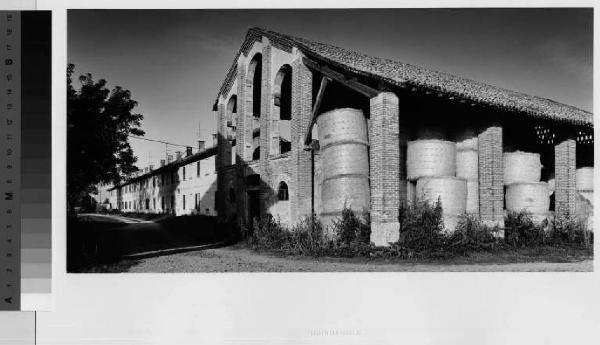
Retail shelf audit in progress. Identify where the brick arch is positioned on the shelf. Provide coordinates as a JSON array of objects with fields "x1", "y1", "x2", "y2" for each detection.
[
  {"x1": 247, "y1": 53, "x2": 262, "y2": 118},
  {"x1": 269, "y1": 173, "x2": 293, "y2": 224},
  {"x1": 271, "y1": 64, "x2": 293, "y2": 155}
]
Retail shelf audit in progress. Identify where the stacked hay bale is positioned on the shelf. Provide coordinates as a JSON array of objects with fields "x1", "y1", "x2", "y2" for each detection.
[
  {"x1": 504, "y1": 151, "x2": 549, "y2": 222},
  {"x1": 407, "y1": 139, "x2": 466, "y2": 232},
  {"x1": 415, "y1": 177, "x2": 467, "y2": 231},
  {"x1": 456, "y1": 136, "x2": 479, "y2": 214},
  {"x1": 317, "y1": 108, "x2": 370, "y2": 236},
  {"x1": 576, "y1": 167, "x2": 593, "y2": 231}
]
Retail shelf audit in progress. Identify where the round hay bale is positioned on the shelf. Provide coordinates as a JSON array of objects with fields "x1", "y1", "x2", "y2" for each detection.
[
  {"x1": 466, "y1": 179, "x2": 479, "y2": 214},
  {"x1": 504, "y1": 151, "x2": 542, "y2": 184},
  {"x1": 317, "y1": 108, "x2": 370, "y2": 223},
  {"x1": 579, "y1": 190, "x2": 593, "y2": 205},
  {"x1": 505, "y1": 182, "x2": 550, "y2": 214},
  {"x1": 416, "y1": 176, "x2": 467, "y2": 232},
  {"x1": 456, "y1": 148, "x2": 478, "y2": 180},
  {"x1": 576, "y1": 192, "x2": 594, "y2": 232},
  {"x1": 316, "y1": 108, "x2": 368, "y2": 149},
  {"x1": 321, "y1": 176, "x2": 370, "y2": 215},
  {"x1": 456, "y1": 137, "x2": 478, "y2": 151},
  {"x1": 576, "y1": 167, "x2": 593, "y2": 191},
  {"x1": 547, "y1": 178, "x2": 555, "y2": 195},
  {"x1": 407, "y1": 140, "x2": 456, "y2": 181},
  {"x1": 407, "y1": 181, "x2": 416, "y2": 205},
  {"x1": 320, "y1": 142, "x2": 369, "y2": 178}
]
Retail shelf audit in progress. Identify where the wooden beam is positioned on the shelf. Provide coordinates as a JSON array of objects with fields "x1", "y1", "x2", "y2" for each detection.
[
  {"x1": 304, "y1": 76, "x2": 330, "y2": 146},
  {"x1": 302, "y1": 57, "x2": 378, "y2": 98}
]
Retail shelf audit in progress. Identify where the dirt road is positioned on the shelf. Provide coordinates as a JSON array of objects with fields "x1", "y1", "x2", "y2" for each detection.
[{"x1": 115, "y1": 245, "x2": 593, "y2": 273}]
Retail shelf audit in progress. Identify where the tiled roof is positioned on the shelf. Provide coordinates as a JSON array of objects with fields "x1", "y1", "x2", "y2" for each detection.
[
  {"x1": 109, "y1": 146, "x2": 217, "y2": 190},
  {"x1": 216, "y1": 27, "x2": 592, "y2": 128}
]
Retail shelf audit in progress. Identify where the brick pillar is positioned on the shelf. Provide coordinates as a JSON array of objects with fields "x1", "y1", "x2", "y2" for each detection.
[
  {"x1": 259, "y1": 44, "x2": 272, "y2": 218},
  {"x1": 478, "y1": 125, "x2": 504, "y2": 233},
  {"x1": 555, "y1": 138, "x2": 576, "y2": 217},
  {"x1": 236, "y1": 62, "x2": 249, "y2": 162},
  {"x1": 290, "y1": 57, "x2": 313, "y2": 222},
  {"x1": 215, "y1": 103, "x2": 226, "y2": 217},
  {"x1": 369, "y1": 92, "x2": 402, "y2": 246}
]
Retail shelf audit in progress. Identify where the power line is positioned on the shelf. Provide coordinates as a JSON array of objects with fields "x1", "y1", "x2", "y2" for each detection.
[{"x1": 129, "y1": 135, "x2": 194, "y2": 149}]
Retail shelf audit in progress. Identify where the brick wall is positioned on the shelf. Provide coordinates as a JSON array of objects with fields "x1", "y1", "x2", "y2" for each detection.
[
  {"x1": 236, "y1": 61, "x2": 248, "y2": 162},
  {"x1": 478, "y1": 125, "x2": 504, "y2": 231},
  {"x1": 259, "y1": 44, "x2": 273, "y2": 218},
  {"x1": 290, "y1": 57, "x2": 313, "y2": 222},
  {"x1": 369, "y1": 92, "x2": 402, "y2": 246},
  {"x1": 555, "y1": 138, "x2": 577, "y2": 217}
]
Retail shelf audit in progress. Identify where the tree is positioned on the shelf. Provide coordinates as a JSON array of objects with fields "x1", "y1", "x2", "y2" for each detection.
[{"x1": 67, "y1": 63, "x2": 145, "y2": 209}]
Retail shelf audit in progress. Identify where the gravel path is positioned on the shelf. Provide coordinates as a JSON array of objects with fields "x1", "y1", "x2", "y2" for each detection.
[{"x1": 121, "y1": 245, "x2": 593, "y2": 272}]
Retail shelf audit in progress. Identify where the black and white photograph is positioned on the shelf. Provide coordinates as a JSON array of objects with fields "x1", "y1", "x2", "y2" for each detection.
[
  {"x1": 66, "y1": 8, "x2": 593, "y2": 273},
  {"x1": 0, "y1": 2, "x2": 598, "y2": 345}
]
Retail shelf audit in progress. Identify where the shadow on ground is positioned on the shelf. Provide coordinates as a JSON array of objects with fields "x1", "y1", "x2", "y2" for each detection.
[{"x1": 67, "y1": 213, "x2": 238, "y2": 272}]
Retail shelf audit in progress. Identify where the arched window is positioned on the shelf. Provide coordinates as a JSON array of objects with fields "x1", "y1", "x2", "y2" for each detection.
[
  {"x1": 226, "y1": 95, "x2": 237, "y2": 142},
  {"x1": 273, "y1": 65, "x2": 292, "y2": 154},
  {"x1": 274, "y1": 65, "x2": 292, "y2": 120},
  {"x1": 248, "y1": 54, "x2": 262, "y2": 118},
  {"x1": 252, "y1": 147, "x2": 261, "y2": 161},
  {"x1": 277, "y1": 181, "x2": 289, "y2": 201}
]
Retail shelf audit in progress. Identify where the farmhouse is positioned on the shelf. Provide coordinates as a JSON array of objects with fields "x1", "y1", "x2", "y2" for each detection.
[
  {"x1": 213, "y1": 28, "x2": 594, "y2": 246},
  {"x1": 109, "y1": 144, "x2": 218, "y2": 217}
]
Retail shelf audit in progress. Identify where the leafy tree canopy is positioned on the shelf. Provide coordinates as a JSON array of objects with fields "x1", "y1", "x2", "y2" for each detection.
[{"x1": 67, "y1": 63, "x2": 144, "y2": 207}]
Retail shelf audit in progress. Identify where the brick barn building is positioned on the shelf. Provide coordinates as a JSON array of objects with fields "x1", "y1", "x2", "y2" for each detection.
[{"x1": 214, "y1": 28, "x2": 593, "y2": 246}]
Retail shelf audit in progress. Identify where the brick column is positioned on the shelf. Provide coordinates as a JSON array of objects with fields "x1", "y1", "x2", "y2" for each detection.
[
  {"x1": 369, "y1": 92, "x2": 402, "y2": 246},
  {"x1": 555, "y1": 137, "x2": 576, "y2": 217},
  {"x1": 215, "y1": 103, "x2": 225, "y2": 217},
  {"x1": 259, "y1": 44, "x2": 272, "y2": 218},
  {"x1": 236, "y1": 62, "x2": 249, "y2": 162},
  {"x1": 478, "y1": 125, "x2": 504, "y2": 233},
  {"x1": 291, "y1": 57, "x2": 313, "y2": 222},
  {"x1": 216, "y1": 103, "x2": 226, "y2": 171}
]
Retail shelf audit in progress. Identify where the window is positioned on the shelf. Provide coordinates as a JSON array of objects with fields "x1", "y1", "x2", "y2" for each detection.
[
  {"x1": 145, "y1": 199, "x2": 149, "y2": 210},
  {"x1": 197, "y1": 162, "x2": 200, "y2": 177},
  {"x1": 183, "y1": 167, "x2": 186, "y2": 180},
  {"x1": 229, "y1": 188, "x2": 236, "y2": 203},
  {"x1": 252, "y1": 147, "x2": 260, "y2": 160},
  {"x1": 153, "y1": 177, "x2": 156, "y2": 188},
  {"x1": 183, "y1": 195, "x2": 186, "y2": 210},
  {"x1": 153, "y1": 198, "x2": 156, "y2": 210},
  {"x1": 277, "y1": 182, "x2": 289, "y2": 201},
  {"x1": 161, "y1": 197, "x2": 164, "y2": 210}
]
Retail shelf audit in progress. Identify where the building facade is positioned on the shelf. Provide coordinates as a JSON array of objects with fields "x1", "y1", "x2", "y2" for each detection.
[
  {"x1": 109, "y1": 146, "x2": 218, "y2": 217},
  {"x1": 214, "y1": 28, "x2": 594, "y2": 245}
]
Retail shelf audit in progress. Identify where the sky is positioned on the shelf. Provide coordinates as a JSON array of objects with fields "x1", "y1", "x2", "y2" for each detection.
[{"x1": 67, "y1": 8, "x2": 593, "y2": 170}]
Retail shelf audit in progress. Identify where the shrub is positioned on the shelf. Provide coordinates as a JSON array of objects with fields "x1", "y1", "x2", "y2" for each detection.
[
  {"x1": 504, "y1": 211, "x2": 546, "y2": 247},
  {"x1": 446, "y1": 214, "x2": 497, "y2": 255},
  {"x1": 332, "y1": 206, "x2": 371, "y2": 246},
  {"x1": 397, "y1": 198, "x2": 445, "y2": 253},
  {"x1": 251, "y1": 214, "x2": 290, "y2": 250},
  {"x1": 547, "y1": 213, "x2": 593, "y2": 248},
  {"x1": 288, "y1": 215, "x2": 326, "y2": 255}
]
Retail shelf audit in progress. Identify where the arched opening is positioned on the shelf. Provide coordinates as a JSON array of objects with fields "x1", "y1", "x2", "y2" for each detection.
[
  {"x1": 226, "y1": 95, "x2": 237, "y2": 164},
  {"x1": 273, "y1": 65, "x2": 292, "y2": 155},
  {"x1": 277, "y1": 181, "x2": 289, "y2": 201},
  {"x1": 248, "y1": 54, "x2": 262, "y2": 118},
  {"x1": 248, "y1": 53, "x2": 262, "y2": 160},
  {"x1": 252, "y1": 146, "x2": 261, "y2": 160},
  {"x1": 226, "y1": 95, "x2": 237, "y2": 140}
]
